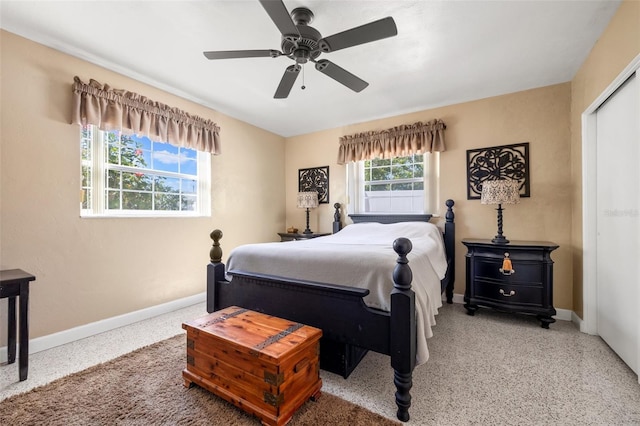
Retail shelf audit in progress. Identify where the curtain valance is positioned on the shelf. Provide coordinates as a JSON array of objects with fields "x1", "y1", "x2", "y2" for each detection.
[
  {"x1": 71, "y1": 76, "x2": 221, "y2": 154},
  {"x1": 337, "y1": 119, "x2": 446, "y2": 164}
]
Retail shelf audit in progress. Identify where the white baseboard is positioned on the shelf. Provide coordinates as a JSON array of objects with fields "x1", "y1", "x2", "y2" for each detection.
[
  {"x1": 555, "y1": 308, "x2": 572, "y2": 322},
  {"x1": 444, "y1": 293, "x2": 573, "y2": 321},
  {"x1": 0, "y1": 292, "x2": 206, "y2": 363}
]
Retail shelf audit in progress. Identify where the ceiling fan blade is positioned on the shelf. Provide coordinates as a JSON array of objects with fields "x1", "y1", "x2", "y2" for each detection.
[
  {"x1": 318, "y1": 17, "x2": 397, "y2": 53},
  {"x1": 259, "y1": 0, "x2": 301, "y2": 43},
  {"x1": 203, "y1": 50, "x2": 280, "y2": 60},
  {"x1": 315, "y1": 60, "x2": 369, "y2": 93},
  {"x1": 274, "y1": 65, "x2": 301, "y2": 99}
]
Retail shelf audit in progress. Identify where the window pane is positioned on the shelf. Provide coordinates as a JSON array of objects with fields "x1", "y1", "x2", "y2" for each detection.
[
  {"x1": 122, "y1": 191, "x2": 152, "y2": 210},
  {"x1": 391, "y1": 182, "x2": 412, "y2": 191},
  {"x1": 393, "y1": 156, "x2": 410, "y2": 165},
  {"x1": 81, "y1": 189, "x2": 91, "y2": 210},
  {"x1": 155, "y1": 193, "x2": 180, "y2": 211},
  {"x1": 129, "y1": 149, "x2": 152, "y2": 169},
  {"x1": 121, "y1": 135, "x2": 140, "y2": 150},
  {"x1": 122, "y1": 171, "x2": 152, "y2": 191},
  {"x1": 82, "y1": 165, "x2": 91, "y2": 187},
  {"x1": 153, "y1": 148, "x2": 180, "y2": 173},
  {"x1": 107, "y1": 191, "x2": 120, "y2": 209},
  {"x1": 180, "y1": 159, "x2": 197, "y2": 176},
  {"x1": 369, "y1": 183, "x2": 390, "y2": 191},
  {"x1": 81, "y1": 125, "x2": 92, "y2": 140},
  {"x1": 107, "y1": 142, "x2": 120, "y2": 165},
  {"x1": 107, "y1": 170, "x2": 121, "y2": 189},
  {"x1": 181, "y1": 195, "x2": 197, "y2": 211},
  {"x1": 181, "y1": 179, "x2": 197, "y2": 194},
  {"x1": 133, "y1": 135, "x2": 152, "y2": 150},
  {"x1": 392, "y1": 165, "x2": 413, "y2": 179},
  {"x1": 414, "y1": 181, "x2": 424, "y2": 190},
  {"x1": 81, "y1": 139, "x2": 91, "y2": 161},
  {"x1": 180, "y1": 147, "x2": 197, "y2": 159},
  {"x1": 371, "y1": 167, "x2": 390, "y2": 181},
  {"x1": 413, "y1": 164, "x2": 424, "y2": 178},
  {"x1": 155, "y1": 176, "x2": 180, "y2": 193},
  {"x1": 364, "y1": 168, "x2": 371, "y2": 181},
  {"x1": 371, "y1": 158, "x2": 390, "y2": 167}
]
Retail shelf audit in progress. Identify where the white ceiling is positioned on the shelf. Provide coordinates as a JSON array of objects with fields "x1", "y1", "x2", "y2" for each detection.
[{"x1": 1, "y1": 0, "x2": 621, "y2": 137}]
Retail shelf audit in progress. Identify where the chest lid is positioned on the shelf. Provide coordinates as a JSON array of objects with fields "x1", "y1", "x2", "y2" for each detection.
[{"x1": 182, "y1": 306, "x2": 322, "y2": 363}]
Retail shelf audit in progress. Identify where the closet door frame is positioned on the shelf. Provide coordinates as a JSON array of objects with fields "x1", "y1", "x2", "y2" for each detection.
[{"x1": 582, "y1": 53, "x2": 640, "y2": 382}]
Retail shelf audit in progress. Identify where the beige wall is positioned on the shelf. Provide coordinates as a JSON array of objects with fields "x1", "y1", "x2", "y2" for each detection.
[
  {"x1": 570, "y1": 0, "x2": 640, "y2": 318},
  {"x1": 285, "y1": 83, "x2": 573, "y2": 309},
  {"x1": 0, "y1": 31, "x2": 286, "y2": 340}
]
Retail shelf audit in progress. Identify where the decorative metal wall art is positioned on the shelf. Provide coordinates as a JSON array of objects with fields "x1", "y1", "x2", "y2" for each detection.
[
  {"x1": 298, "y1": 166, "x2": 329, "y2": 204},
  {"x1": 466, "y1": 142, "x2": 530, "y2": 200}
]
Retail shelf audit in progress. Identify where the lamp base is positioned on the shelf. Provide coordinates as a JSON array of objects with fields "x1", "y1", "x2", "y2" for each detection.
[
  {"x1": 491, "y1": 236, "x2": 510, "y2": 245},
  {"x1": 303, "y1": 208, "x2": 313, "y2": 234},
  {"x1": 491, "y1": 204, "x2": 509, "y2": 245}
]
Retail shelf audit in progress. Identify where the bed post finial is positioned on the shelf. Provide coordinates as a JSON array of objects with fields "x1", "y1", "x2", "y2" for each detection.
[
  {"x1": 392, "y1": 238, "x2": 413, "y2": 290},
  {"x1": 210, "y1": 229, "x2": 223, "y2": 263},
  {"x1": 391, "y1": 237, "x2": 415, "y2": 422},
  {"x1": 445, "y1": 199, "x2": 455, "y2": 223},
  {"x1": 333, "y1": 203, "x2": 342, "y2": 233}
]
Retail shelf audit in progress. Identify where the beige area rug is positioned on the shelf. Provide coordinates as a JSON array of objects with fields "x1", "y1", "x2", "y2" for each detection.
[{"x1": 0, "y1": 335, "x2": 399, "y2": 426}]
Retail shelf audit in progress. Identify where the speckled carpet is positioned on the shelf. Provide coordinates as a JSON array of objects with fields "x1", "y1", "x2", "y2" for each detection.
[{"x1": 0, "y1": 335, "x2": 399, "y2": 425}]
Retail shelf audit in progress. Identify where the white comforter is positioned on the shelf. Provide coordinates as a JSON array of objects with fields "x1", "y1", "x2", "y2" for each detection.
[{"x1": 226, "y1": 221, "x2": 448, "y2": 364}]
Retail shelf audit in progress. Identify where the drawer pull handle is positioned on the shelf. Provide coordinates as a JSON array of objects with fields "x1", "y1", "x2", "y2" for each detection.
[
  {"x1": 499, "y1": 267, "x2": 515, "y2": 276},
  {"x1": 500, "y1": 252, "x2": 515, "y2": 275},
  {"x1": 499, "y1": 289, "x2": 516, "y2": 297}
]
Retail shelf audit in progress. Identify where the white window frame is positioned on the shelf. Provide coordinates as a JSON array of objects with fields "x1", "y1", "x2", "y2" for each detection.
[
  {"x1": 81, "y1": 125, "x2": 211, "y2": 217},
  {"x1": 346, "y1": 152, "x2": 439, "y2": 215}
]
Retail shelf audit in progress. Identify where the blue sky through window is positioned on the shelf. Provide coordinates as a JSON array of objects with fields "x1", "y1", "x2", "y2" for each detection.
[{"x1": 125, "y1": 134, "x2": 198, "y2": 175}]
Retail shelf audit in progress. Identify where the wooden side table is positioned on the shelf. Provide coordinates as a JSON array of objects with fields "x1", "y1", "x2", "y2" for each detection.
[
  {"x1": 0, "y1": 269, "x2": 36, "y2": 381},
  {"x1": 462, "y1": 239, "x2": 558, "y2": 328},
  {"x1": 277, "y1": 232, "x2": 331, "y2": 242}
]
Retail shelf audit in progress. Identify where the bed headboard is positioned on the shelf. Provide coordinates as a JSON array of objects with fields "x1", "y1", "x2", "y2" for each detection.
[{"x1": 348, "y1": 213, "x2": 433, "y2": 224}]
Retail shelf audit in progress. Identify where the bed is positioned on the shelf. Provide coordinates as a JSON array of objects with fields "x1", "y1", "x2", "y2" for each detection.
[{"x1": 206, "y1": 199, "x2": 455, "y2": 422}]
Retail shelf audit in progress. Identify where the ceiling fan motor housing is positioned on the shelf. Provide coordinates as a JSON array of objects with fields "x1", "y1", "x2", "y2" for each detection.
[{"x1": 281, "y1": 8, "x2": 321, "y2": 64}]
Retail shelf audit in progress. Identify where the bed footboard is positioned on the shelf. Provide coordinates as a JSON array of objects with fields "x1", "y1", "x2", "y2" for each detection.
[{"x1": 206, "y1": 231, "x2": 417, "y2": 422}]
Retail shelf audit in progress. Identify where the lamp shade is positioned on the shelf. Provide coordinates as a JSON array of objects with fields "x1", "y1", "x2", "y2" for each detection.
[
  {"x1": 297, "y1": 192, "x2": 319, "y2": 209},
  {"x1": 481, "y1": 180, "x2": 521, "y2": 205}
]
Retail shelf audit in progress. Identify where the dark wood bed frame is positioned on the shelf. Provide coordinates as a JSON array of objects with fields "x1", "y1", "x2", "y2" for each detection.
[{"x1": 206, "y1": 199, "x2": 455, "y2": 422}]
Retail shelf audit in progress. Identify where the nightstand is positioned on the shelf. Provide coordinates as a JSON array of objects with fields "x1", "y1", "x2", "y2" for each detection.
[
  {"x1": 462, "y1": 239, "x2": 559, "y2": 328},
  {"x1": 277, "y1": 232, "x2": 331, "y2": 242}
]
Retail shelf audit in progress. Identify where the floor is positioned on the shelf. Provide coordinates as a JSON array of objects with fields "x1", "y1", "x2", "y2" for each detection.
[{"x1": 2, "y1": 302, "x2": 639, "y2": 425}]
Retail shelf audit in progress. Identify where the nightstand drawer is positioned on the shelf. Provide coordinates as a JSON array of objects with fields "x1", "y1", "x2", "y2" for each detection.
[
  {"x1": 474, "y1": 258, "x2": 543, "y2": 285},
  {"x1": 474, "y1": 280, "x2": 543, "y2": 306}
]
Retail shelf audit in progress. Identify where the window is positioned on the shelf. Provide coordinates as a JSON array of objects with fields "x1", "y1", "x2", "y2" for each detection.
[
  {"x1": 347, "y1": 153, "x2": 439, "y2": 214},
  {"x1": 81, "y1": 125, "x2": 210, "y2": 217}
]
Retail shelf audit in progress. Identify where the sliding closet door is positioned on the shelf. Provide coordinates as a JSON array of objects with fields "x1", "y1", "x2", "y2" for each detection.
[{"x1": 595, "y1": 72, "x2": 639, "y2": 375}]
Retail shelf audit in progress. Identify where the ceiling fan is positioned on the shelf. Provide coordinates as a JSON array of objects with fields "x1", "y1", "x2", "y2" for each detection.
[{"x1": 203, "y1": 0, "x2": 398, "y2": 99}]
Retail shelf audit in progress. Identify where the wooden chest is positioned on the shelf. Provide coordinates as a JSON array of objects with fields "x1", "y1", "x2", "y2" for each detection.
[{"x1": 182, "y1": 306, "x2": 322, "y2": 426}]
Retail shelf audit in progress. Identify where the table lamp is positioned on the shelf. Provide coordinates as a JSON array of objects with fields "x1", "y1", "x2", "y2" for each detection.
[
  {"x1": 297, "y1": 192, "x2": 319, "y2": 234},
  {"x1": 481, "y1": 179, "x2": 520, "y2": 244}
]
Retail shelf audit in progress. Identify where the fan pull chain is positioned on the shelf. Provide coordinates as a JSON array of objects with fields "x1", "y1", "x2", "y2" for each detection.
[{"x1": 301, "y1": 65, "x2": 306, "y2": 90}]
